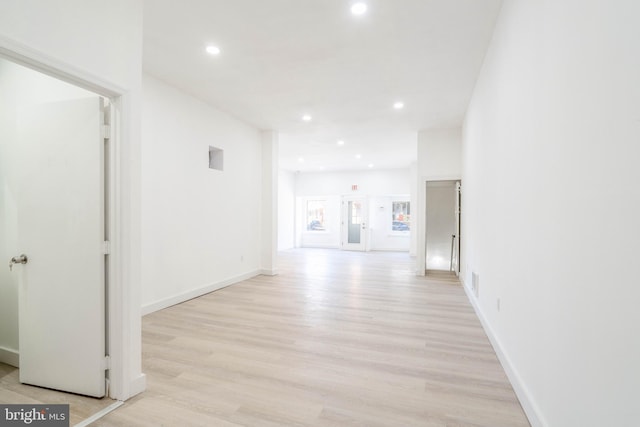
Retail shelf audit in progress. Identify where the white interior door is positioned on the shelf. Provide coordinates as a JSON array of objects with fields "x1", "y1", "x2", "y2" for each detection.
[
  {"x1": 454, "y1": 181, "x2": 461, "y2": 274},
  {"x1": 12, "y1": 97, "x2": 106, "y2": 397},
  {"x1": 341, "y1": 197, "x2": 368, "y2": 251}
]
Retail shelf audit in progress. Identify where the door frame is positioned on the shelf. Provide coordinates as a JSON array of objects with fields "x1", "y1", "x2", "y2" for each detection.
[
  {"x1": 416, "y1": 176, "x2": 461, "y2": 276},
  {"x1": 423, "y1": 180, "x2": 461, "y2": 273},
  {"x1": 0, "y1": 38, "x2": 139, "y2": 400},
  {"x1": 455, "y1": 181, "x2": 461, "y2": 276}
]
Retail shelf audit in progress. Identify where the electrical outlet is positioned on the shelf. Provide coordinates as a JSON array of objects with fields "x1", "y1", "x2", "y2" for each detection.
[{"x1": 472, "y1": 272, "x2": 480, "y2": 298}]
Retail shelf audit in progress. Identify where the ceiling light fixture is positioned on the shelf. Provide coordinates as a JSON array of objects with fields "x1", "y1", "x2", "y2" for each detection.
[
  {"x1": 351, "y1": 2, "x2": 368, "y2": 15},
  {"x1": 368, "y1": 163, "x2": 374, "y2": 168},
  {"x1": 337, "y1": 140, "x2": 345, "y2": 146},
  {"x1": 393, "y1": 102, "x2": 404, "y2": 109},
  {"x1": 302, "y1": 115, "x2": 312, "y2": 122},
  {"x1": 298, "y1": 157, "x2": 305, "y2": 163},
  {"x1": 355, "y1": 154, "x2": 362, "y2": 160},
  {"x1": 206, "y1": 45, "x2": 221, "y2": 55}
]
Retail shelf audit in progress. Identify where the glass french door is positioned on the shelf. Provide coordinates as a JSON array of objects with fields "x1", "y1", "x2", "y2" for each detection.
[{"x1": 341, "y1": 197, "x2": 368, "y2": 251}]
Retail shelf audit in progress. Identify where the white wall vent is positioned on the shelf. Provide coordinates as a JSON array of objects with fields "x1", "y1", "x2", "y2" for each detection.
[
  {"x1": 472, "y1": 272, "x2": 480, "y2": 298},
  {"x1": 209, "y1": 146, "x2": 224, "y2": 171}
]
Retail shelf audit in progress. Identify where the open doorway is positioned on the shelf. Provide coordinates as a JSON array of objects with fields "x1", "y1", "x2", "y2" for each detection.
[
  {"x1": 0, "y1": 56, "x2": 117, "y2": 420},
  {"x1": 425, "y1": 180, "x2": 461, "y2": 276}
]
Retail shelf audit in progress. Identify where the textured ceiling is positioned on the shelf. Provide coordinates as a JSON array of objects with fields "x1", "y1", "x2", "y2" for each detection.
[{"x1": 143, "y1": 0, "x2": 502, "y2": 172}]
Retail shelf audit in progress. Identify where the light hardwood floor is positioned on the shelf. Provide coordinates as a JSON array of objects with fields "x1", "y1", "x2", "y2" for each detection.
[
  {"x1": 0, "y1": 362, "x2": 116, "y2": 425},
  {"x1": 95, "y1": 249, "x2": 529, "y2": 426}
]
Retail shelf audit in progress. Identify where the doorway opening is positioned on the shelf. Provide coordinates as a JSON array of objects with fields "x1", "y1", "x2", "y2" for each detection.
[
  {"x1": 0, "y1": 55, "x2": 117, "y2": 420},
  {"x1": 424, "y1": 180, "x2": 461, "y2": 276}
]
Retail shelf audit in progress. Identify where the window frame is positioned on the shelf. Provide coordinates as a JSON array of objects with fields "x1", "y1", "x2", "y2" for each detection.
[
  {"x1": 390, "y1": 200, "x2": 411, "y2": 234},
  {"x1": 305, "y1": 199, "x2": 328, "y2": 233}
]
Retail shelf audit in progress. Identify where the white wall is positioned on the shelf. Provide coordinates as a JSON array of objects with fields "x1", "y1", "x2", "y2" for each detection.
[
  {"x1": 0, "y1": 59, "x2": 97, "y2": 367},
  {"x1": 296, "y1": 169, "x2": 412, "y2": 250},
  {"x1": 278, "y1": 170, "x2": 296, "y2": 250},
  {"x1": 418, "y1": 129, "x2": 462, "y2": 180},
  {"x1": 369, "y1": 196, "x2": 412, "y2": 251},
  {"x1": 297, "y1": 169, "x2": 410, "y2": 196},
  {"x1": 140, "y1": 74, "x2": 262, "y2": 313},
  {"x1": 0, "y1": 1, "x2": 142, "y2": 87},
  {"x1": 0, "y1": 0, "x2": 144, "y2": 400},
  {"x1": 416, "y1": 129, "x2": 462, "y2": 274},
  {"x1": 462, "y1": 1, "x2": 640, "y2": 426}
]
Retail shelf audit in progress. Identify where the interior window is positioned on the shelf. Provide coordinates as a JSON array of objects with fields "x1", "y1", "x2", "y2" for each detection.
[
  {"x1": 392, "y1": 201, "x2": 410, "y2": 231},
  {"x1": 306, "y1": 200, "x2": 326, "y2": 231}
]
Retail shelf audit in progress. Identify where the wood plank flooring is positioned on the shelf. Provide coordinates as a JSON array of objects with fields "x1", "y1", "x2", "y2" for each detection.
[
  {"x1": 0, "y1": 362, "x2": 116, "y2": 425},
  {"x1": 95, "y1": 249, "x2": 529, "y2": 426}
]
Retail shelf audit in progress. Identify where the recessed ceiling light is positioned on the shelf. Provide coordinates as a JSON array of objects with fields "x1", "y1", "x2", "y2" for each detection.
[
  {"x1": 298, "y1": 157, "x2": 305, "y2": 163},
  {"x1": 337, "y1": 140, "x2": 345, "y2": 146},
  {"x1": 351, "y1": 2, "x2": 368, "y2": 15},
  {"x1": 368, "y1": 163, "x2": 374, "y2": 168},
  {"x1": 355, "y1": 154, "x2": 362, "y2": 160},
  {"x1": 393, "y1": 102, "x2": 404, "y2": 109},
  {"x1": 206, "y1": 45, "x2": 221, "y2": 55},
  {"x1": 319, "y1": 166, "x2": 325, "y2": 171},
  {"x1": 302, "y1": 115, "x2": 312, "y2": 122}
]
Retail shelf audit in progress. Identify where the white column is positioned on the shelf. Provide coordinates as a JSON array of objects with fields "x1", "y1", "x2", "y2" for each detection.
[
  {"x1": 416, "y1": 128, "x2": 462, "y2": 276},
  {"x1": 409, "y1": 161, "x2": 418, "y2": 258},
  {"x1": 261, "y1": 130, "x2": 279, "y2": 275}
]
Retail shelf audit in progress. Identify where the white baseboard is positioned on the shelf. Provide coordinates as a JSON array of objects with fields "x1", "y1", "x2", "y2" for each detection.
[
  {"x1": 461, "y1": 279, "x2": 545, "y2": 427},
  {"x1": 260, "y1": 269, "x2": 278, "y2": 276},
  {"x1": 0, "y1": 346, "x2": 19, "y2": 367},
  {"x1": 141, "y1": 270, "x2": 260, "y2": 316},
  {"x1": 128, "y1": 373, "x2": 146, "y2": 398}
]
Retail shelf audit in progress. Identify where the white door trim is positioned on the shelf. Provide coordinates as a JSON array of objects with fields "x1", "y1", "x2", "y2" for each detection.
[
  {"x1": 0, "y1": 34, "x2": 144, "y2": 400},
  {"x1": 416, "y1": 175, "x2": 461, "y2": 276}
]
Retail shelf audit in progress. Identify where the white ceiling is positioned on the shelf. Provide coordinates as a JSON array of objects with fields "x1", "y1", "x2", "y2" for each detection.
[{"x1": 143, "y1": 0, "x2": 502, "y2": 172}]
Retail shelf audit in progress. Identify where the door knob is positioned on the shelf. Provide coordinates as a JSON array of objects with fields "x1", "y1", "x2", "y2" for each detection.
[{"x1": 9, "y1": 254, "x2": 28, "y2": 271}]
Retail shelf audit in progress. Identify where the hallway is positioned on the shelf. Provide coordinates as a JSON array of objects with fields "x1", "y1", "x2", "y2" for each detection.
[{"x1": 96, "y1": 249, "x2": 528, "y2": 426}]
